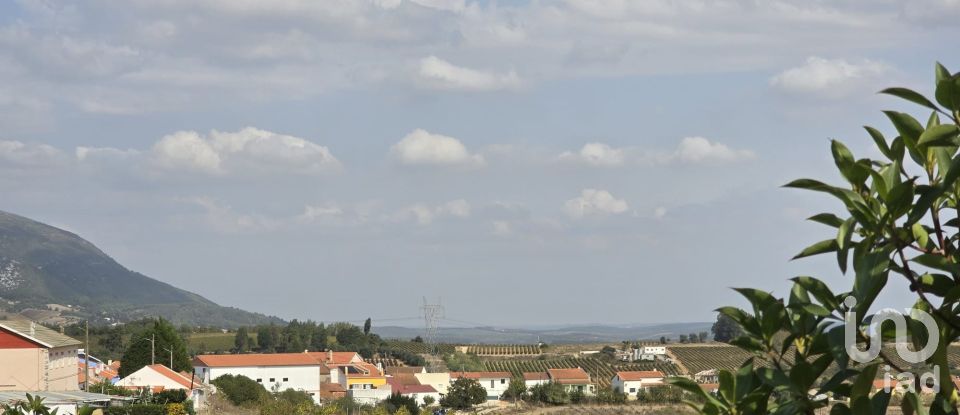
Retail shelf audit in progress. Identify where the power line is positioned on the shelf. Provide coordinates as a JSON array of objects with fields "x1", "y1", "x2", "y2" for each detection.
[{"x1": 421, "y1": 297, "x2": 444, "y2": 354}]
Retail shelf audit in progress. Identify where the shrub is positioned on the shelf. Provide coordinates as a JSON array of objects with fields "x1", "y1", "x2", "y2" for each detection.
[
  {"x1": 164, "y1": 403, "x2": 187, "y2": 415},
  {"x1": 104, "y1": 404, "x2": 166, "y2": 415},
  {"x1": 210, "y1": 374, "x2": 268, "y2": 406}
]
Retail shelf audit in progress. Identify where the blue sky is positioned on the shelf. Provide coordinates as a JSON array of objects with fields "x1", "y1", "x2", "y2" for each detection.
[{"x1": 1, "y1": 0, "x2": 959, "y2": 326}]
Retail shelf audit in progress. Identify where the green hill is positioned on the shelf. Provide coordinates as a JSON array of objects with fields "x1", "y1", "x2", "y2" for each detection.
[{"x1": 0, "y1": 209, "x2": 282, "y2": 327}]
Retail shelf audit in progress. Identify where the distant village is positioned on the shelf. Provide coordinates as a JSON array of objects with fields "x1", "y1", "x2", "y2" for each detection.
[{"x1": 0, "y1": 318, "x2": 729, "y2": 414}]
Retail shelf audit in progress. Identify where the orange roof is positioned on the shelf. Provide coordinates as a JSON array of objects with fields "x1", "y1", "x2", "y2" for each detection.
[
  {"x1": 548, "y1": 368, "x2": 590, "y2": 384},
  {"x1": 389, "y1": 373, "x2": 421, "y2": 386},
  {"x1": 148, "y1": 364, "x2": 195, "y2": 389},
  {"x1": 319, "y1": 382, "x2": 347, "y2": 400},
  {"x1": 523, "y1": 372, "x2": 549, "y2": 381},
  {"x1": 194, "y1": 353, "x2": 321, "y2": 367},
  {"x1": 452, "y1": 372, "x2": 511, "y2": 379},
  {"x1": 616, "y1": 371, "x2": 664, "y2": 381},
  {"x1": 306, "y1": 351, "x2": 360, "y2": 364}
]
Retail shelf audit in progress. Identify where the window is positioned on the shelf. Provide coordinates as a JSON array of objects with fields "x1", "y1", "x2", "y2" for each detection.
[
  {"x1": 501, "y1": 379, "x2": 506, "y2": 384},
  {"x1": 629, "y1": 388, "x2": 636, "y2": 393},
  {"x1": 270, "y1": 378, "x2": 275, "y2": 382},
  {"x1": 283, "y1": 378, "x2": 288, "y2": 382},
  {"x1": 490, "y1": 380, "x2": 495, "y2": 388},
  {"x1": 256, "y1": 379, "x2": 262, "y2": 383}
]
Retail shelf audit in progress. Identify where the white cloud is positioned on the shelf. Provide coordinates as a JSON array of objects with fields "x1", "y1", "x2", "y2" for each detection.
[
  {"x1": 391, "y1": 129, "x2": 484, "y2": 168},
  {"x1": 654, "y1": 206, "x2": 668, "y2": 219},
  {"x1": 76, "y1": 146, "x2": 140, "y2": 162},
  {"x1": 393, "y1": 199, "x2": 473, "y2": 225},
  {"x1": 182, "y1": 196, "x2": 279, "y2": 234},
  {"x1": 557, "y1": 142, "x2": 626, "y2": 166},
  {"x1": 0, "y1": 140, "x2": 66, "y2": 168},
  {"x1": 417, "y1": 56, "x2": 521, "y2": 91},
  {"x1": 557, "y1": 139, "x2": 754, "y2": 167},
  {"x1": 564, "y1": 189, "x2": 629, "y2": 218},
  {"x1": 674, "y1": 137, "x2": 755, "y2": 164},
  {"x1": 769, "y1": 57, "x2": 890, "y2": 99},
  {"x1": 152, "y1": 127, "x2": 340, "y2": 175}
]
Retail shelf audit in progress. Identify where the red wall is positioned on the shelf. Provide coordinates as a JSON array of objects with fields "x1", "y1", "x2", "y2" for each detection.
[{"x1": 0, "y1": 328, "x2": 41, "y2": 349}]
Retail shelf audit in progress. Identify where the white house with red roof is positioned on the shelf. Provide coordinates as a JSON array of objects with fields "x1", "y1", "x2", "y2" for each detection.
[
  {"x1": 452, "y1": 372, "x2": 511, "y2": 400},
  {"x1": 194, "y1": 352, "x2": 327, "y2": 403},
  {"x1": 117, "y1": 364, "x2": 209, "y2": 407},
  {"x1": 611, "y1": 370, "x2": 665, "y2": 398}
]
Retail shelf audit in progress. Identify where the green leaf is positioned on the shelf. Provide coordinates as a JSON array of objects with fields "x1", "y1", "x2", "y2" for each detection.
[
  {"x1": 880, "y1": 87, "x2": 940, "y2": 112},
  {"x1": 793, "y1": 239, "x2": 839, "y2": 260},
  {"x1": 831, "y1": 140, "x2": 869, "y2": 187},
  {"x1": 864, "y1": 126, "x2": 892, "y2": 160},
  {"x1": 911, "y1": 223, "x2": 930, "y2": 249},
  {"x1": 911, "y1": 254, "x2": 960, "y2": 276},
  {"x1": 718, "y1": 370, "x2": 735, "y2": 405},
  {"x1": 917, "y1": 124, "x2": 960, "y2": 147},
  {"x1": 884, "y1": 111, "x2": 926, "y2": 164},
  {"x1": 917, "y1": 273, "x2": 954, "y2": 297},
  {"x1": 935, "y1": 62, "x2": 951, "y2": 84},
  {"x1": 791, "y1": 276, "x2": 839, "y2": 311},
  {"x1": 808, "y1": 213, "x2": 845, "y2": 228},
  {"x1": 850, "y1": 363, "x2": 880, "y2": 398},
  {"x1": 935, "y1": 77, "x2": 960, "y2": 112}
]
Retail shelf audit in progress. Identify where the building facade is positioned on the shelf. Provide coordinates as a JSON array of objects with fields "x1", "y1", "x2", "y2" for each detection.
[{"x1": 0, "y1": 320, "x2": 81, "y2": 392}]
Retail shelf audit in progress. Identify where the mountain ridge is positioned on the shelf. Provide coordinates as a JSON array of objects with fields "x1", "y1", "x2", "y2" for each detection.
[{"x1": 0, "y1": 209, "x2": 282, "y2": 327}]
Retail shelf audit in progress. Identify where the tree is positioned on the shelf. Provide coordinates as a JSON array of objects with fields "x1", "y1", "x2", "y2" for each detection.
[
  {"x1": 698, "y1": 331, "x2": 708, "y2": 343},
  {"x1": 502, "y1": 377, "x2": 527, "y2": 403},
  {"x1": 710, "y1": 313, "x2": 742, "y2": 343},
  {"x1": 527, "y1": 382, "x2": 569, "y2": 405},
  {"x1": 670, "y1": 63, "x2": 960, "y2": 415},
  {"x1": 234, "y1": 327, "x2": 251, "y2": 352},
  {"x1": 440, "y1": 378, "x2": 486, "y2": 409},
  {"x1": 210, "y1": 374, "x2": 267, "y2": 406},
  {"x1": 412, "y1": 336, "x2": 423, "y2": 343},
  {"x1": 422, "y1": 396, "x2": 435, "y2": 407},
  {"x1": 596, "y1": 386, "x2": 627, "y2": 404},
  {"x1": 363, "y1": 318, "x2": 372, "y2": 335},
  {"x1": 384, "y1": 393, "x2": 418, "y2": 415},
  {"x1": 659, "y1": 336, "x2": 667, "y2": 344},
  {"x1": 257, "y1": 325, "x2": 277, "y2": 352},
  {"x1": 687, "y1": 332, "x2": 698, "y2": 343},
  {"x1": 119, "y1": 318, "x2": 191, "y2": 377},
  {"x1": 678, "y1": 334, "x2": 688, "y2": 344}
]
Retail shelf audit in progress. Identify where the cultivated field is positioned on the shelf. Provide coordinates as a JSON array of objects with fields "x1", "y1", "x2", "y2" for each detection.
[
  {"x1": 665, "y1": 345, "x2": 753, "y2": 374},
  {"x1": 466, "y1": 344, "x2": 542, "y2": 355},
  {"x1": 482, "y1": 357, "x2": 680, "y2": 388}
]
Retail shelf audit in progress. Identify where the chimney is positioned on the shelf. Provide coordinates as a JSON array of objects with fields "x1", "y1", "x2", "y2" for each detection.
[{"x1": 30, "y1": 322, "x2": 36, "y2": 337}]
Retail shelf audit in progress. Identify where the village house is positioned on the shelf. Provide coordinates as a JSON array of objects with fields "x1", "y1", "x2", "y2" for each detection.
[
  {"x1": 694, "y1": 369, "x2": 720, "y2": 384},
  {"x1": 193, "y1": 352, "x2": 327, "y2": 403},
  {"x1": 414, "y1": 372, "x2": 451, "y2": 395},
  {"x1": 522, "y1": 372, "x2": 550, "y2": 388},
  {"x1": 116, "y1": 364, "x2": 209, "y2": 407},
  {"x1": 634, "y1": 346, "x2": 667, "y2": 361},
  {"x1": 611, "y1": 370, "x2": 665, "y2": 398},
  {"x1": 0, "y1": 320, "x2": 81, "y2": 392},
  {"x1": 521, "y1": 368, "x2": 595, "y2": 396},
  {"x1": 452, "y1": 372, "x2": 511, "y2": 400},
  {"x1": 386, "y1": 374, "x2": 440, "y2": 406},
  {"x1": 546, "y1": 368, "x2": 594, "y2": 396}
]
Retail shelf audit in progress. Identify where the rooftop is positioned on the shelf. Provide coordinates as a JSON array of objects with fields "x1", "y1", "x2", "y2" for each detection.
[
  {"x1": 616, "y1": 371, "x2": 665, "y2": 381},
  {"x1": 0, "y1": 320, "x2": 81, "y2": 348}
]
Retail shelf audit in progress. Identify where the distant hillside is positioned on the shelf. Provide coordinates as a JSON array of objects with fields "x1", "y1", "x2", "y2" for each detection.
[
  {"x1": 373, "y1": 322, "x2": 713, "y2": 344},
  {"x1": 0, "y1": 209, "x2": 282, "y2": 327}
]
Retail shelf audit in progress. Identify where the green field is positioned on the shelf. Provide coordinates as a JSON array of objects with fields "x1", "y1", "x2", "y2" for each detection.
[{"x1": 482, "y1": 357, "x2": 680, "y2": 388}]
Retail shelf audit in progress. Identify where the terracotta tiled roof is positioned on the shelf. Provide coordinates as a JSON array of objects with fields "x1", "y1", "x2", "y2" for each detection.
[
  {"x1": 452, "y1": 372, "x2": 511, "y2": 379},
  {"x1": 548, "y1": 368, "x2": 590, "y2": 384},
  {"x1": 522, "y1": 372, "x2": 549, "y2": 381},
  {"x1": 616, "y1": 371, "x2": 664, "y2": 381},
  {"x1": 319, "y1": 382, "x2": 347, "y2": 400},
  {"x1": 148, "y1": 364, "x2": 195, "y2": 389},
  {"x1": 306, "y1": 351, "x2": 361, "y2": 364},
  {"x1": 194, "y1": 353, "x2": 321, "y2": 367}
]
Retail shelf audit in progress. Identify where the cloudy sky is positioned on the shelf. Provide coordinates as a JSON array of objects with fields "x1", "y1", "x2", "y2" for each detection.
[{"x1": 1, "y1": 0, "x2": 958, "y2": 327}]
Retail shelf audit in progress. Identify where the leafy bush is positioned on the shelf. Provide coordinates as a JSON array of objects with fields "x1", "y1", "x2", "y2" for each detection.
[
  {"x1": 210, "y1": 374, "x2": 268, "y2": 406},
  {"x1": 384, "y1": 393, "x2": 419, "y2": 415},
  {"x1": 669, "y1": 63, "x2": 960, "y2": 414},
  {"x1": 440, "y1": 378, "x2": 486, "y2": 409},
  {"x1": 164, "y1": 403, "x2": 187, "y2": 415},
  {"x1": 526, "y1": 383, "x2": 569, "y2": 405},
  {"x1": 152, "y1": 389, "x2": 187, "y2": 404},
  {"x1": 104, "y1": 404, "x2": 166, "y2": 415}
]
